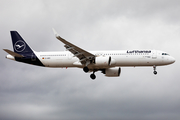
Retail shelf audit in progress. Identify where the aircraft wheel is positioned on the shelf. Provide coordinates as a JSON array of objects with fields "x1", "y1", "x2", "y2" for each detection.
[
  {"x1": 153, "y1": 71, "x2": 157, "y2": 75},
  {"x1": 90, "y1": 74, "x2": 96, "y2": 80},
  {"x1": 83, "y1": 66, "x2": 89, "y2": 73}
]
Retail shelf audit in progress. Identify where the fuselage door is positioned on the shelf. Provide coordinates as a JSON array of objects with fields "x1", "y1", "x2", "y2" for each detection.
[{"x1": 152, "y1": 50, "x2": 157, "y2": 59}]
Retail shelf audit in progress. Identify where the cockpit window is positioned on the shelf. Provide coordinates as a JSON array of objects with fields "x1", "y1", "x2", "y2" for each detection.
[{"x1": 162, "y1": 53, "x2": 169, "y2": 55}]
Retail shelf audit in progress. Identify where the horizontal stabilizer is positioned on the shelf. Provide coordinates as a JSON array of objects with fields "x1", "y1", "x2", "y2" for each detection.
[{"x1": 3, "y1": 49, "x2": 24, "y2": 57}]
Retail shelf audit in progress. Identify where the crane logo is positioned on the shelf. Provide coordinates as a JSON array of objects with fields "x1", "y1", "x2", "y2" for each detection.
[{"x1": 14, "y1": 40, "x2": 26, "y2": 52}]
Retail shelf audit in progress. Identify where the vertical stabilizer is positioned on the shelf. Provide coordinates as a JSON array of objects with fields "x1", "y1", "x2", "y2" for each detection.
[
  {"x1": 10, "y1": 31, "x2": 33, "y2": 55},
  {"x1": 8, "y1": 31, "x2": 44, "y2": 67}
]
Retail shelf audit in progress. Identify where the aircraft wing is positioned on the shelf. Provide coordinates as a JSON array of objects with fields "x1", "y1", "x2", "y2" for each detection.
[{"x1": 53, "y1": 29, "x2": 95, "y2": 65}]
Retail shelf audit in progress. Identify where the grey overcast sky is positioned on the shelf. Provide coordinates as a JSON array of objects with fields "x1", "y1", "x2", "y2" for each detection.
[{"x1": 1, "y1": 0, "x2": 180, "y2": 120}]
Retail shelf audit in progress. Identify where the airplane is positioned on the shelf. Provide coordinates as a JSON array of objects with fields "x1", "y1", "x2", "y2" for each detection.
[{"x1": 3, "y1": 29, "x2": 175, "y2": 80}]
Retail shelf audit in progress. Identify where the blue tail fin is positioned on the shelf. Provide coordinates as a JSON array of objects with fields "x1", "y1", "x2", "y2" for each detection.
[
  {"x1": 11, "y1": 31, "x2": 33, "y2": 55},
  {"x1": 10, "y1": 31, "x2": 44, "y2": 67}
]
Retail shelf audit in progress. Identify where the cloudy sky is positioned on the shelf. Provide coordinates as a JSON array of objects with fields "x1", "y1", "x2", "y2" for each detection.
[{"x1": 1, "y1": 0, "x2": 180, "y2": 120}]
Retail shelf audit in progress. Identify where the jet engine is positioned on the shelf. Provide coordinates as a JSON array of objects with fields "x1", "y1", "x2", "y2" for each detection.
[
  {"x1": 105, "y1": 67, "x2": 121, "y2": 77},
  {"x1": 95, "y1": 56, "x2": 115, "y2": 66},
  {"x1": 95, "y1": 56, "x2": 111, "y2": 66}
]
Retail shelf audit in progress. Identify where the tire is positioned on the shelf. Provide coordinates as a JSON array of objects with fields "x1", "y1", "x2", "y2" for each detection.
[
  {"x1": 83, "y1": 66, "x2": 89, "y2": 73},
  {"x1": 90, "y1": 74, "x2": 96, "y2": 80}
]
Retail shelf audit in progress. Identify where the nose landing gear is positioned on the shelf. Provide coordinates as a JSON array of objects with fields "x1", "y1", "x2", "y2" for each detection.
[
  {"x1": 153, "y1": 71, "x2": 157, "y2": 75},
  {"x1": 153, "y1": 65, "x2": 157, "y2": 75}
]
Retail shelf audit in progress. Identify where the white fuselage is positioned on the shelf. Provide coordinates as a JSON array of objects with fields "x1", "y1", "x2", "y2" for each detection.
[
  {"x1": 4, "y1": 30, "x2": 176, "y2": 79},
  {"x1": 34, "y1": 50, "x2": 175, "y2": 68}
]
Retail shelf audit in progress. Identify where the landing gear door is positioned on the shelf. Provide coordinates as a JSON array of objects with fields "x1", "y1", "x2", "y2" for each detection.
[{"x1": 152, "y1": 50, "x2": 157, "y2": 59}]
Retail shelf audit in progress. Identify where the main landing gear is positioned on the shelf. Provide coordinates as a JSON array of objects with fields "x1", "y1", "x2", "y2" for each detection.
[
  {"x1": 83, "y1": 66, "x2": 89, "y2": 73},
  {"x1": 153, "y1": 65, "x2": 157, "y2": 75},
  {"x1": 83, "y1": 66, "x2": 96, "y2": 80},
  {"x1": 90, "y1": 72, "x2": 96, "y2": 80}
]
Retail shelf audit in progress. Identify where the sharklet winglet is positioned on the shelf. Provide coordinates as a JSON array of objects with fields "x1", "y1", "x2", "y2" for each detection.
[{"x1": 52, "y1": 28, "x2": 59, "y2": 38}]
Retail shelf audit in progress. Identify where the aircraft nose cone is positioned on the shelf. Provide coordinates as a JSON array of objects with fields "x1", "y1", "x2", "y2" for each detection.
[{"x1": 171, "y1": 57, "x2": 175, "y2": 64}]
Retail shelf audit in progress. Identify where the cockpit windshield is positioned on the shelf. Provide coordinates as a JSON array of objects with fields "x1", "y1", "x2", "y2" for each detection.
[{"x1": 162, "y1": 53, "x2": 169, "y2": 55}]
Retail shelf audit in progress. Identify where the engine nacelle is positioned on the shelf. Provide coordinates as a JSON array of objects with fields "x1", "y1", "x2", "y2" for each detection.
[
  {"x1": 105, "y1": 67, "x2": 121, "y2": 77},
  {"x1": 95, "y1": 56, "x2": 111, "y2": 66}
]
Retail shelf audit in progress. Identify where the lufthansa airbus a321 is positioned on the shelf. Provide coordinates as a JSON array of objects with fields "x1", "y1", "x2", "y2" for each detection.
[{"x1": 4, "y1": 29, "x2": 175, "y2": 79}]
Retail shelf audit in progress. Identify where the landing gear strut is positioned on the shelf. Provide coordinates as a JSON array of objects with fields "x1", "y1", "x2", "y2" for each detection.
[{"x1": 153, "y1": 65, "x2": 157, "y2": 75}]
